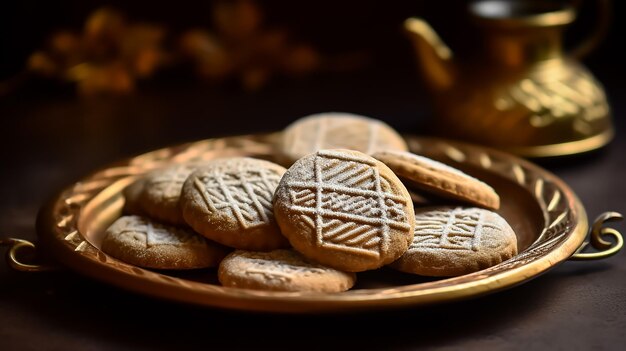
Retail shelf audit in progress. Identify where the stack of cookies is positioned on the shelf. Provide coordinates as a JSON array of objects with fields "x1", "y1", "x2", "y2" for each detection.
[{"x1": 103, "y1": 112, "x2": 518, "y2": 293}]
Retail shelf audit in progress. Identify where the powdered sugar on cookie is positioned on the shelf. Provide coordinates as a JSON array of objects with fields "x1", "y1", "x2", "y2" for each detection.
[
  {"x1": 101, "y1": 215, "x2": 228, "y2": 269},
  {"x1": 373, "y1": 150, "x2": 500, "y2": 210},
  {"x1": 182, "y1": 157, "x2": 289, "y2": 250},
  {"x1": 274, "y1": 149, "x2": 414, "y2": 272},
  {"x1": 391, "y1": 207, "x2": 517, "y2": 276},
  {"x1": 280, "y1": 112, "x2": 408, "y2": 164},
  {"x1": 218, "y1": 249, "x2": 356, "y2": 292}
]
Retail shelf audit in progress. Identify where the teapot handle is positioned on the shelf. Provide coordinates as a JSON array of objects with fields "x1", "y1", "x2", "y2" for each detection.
[{"x1": 570, "y1": 0, "x2": 611, "y2": 59}]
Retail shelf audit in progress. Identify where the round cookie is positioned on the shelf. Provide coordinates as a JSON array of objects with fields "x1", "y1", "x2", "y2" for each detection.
[
  {"x1": 390, "y1": 207, "x2": 518, "y2": 276},
  {"x1": 273, "y1": 149, "x2": 415, "y2": 272},
  {"x1": 101, "y1": 215, "x2": 229, "y2": 269},
  {"x1": 122, "y1": 177, "x2": 146, "y2": 215},
  {"x1": 140, "y1": 162, "x2": 208, "y2": 225},
  {"x1": 372, "y1": 150, "x2": 500, "y2": 210},
  {"x1": 279, "y1": 112, "x2": 408, "y2": 165},
  {"x1": 218, "y1": 249, "x2": 356, "y2": 292},
  {"x1": 181, "y1": 157, "x2": 289, "y2": 251}
]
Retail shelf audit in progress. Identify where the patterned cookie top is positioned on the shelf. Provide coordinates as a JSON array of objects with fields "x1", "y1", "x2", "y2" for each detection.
[
  {"x1": 106, "y1": 215, "x2": 207, "y2": 247},
  {"x1": 390, "y1": 207, "x2": 518, "y2": 276},
  {"x1": 274, "y1": 149, "x2": 415, "y2": 272},
  {"x1": 218, "y1": 249, "x2": 356, "y2": 292},
  {"x1": 101, "y1": 215, "x2": 228, "y2": 269},
  {"x1": 373, "y1": 150, "x2": 500, "y2": 210},
  {"x1": 181, "y1": 157, "x2": 289, "y2": 250},
  {"x1": 141, "y1": 162, "x2": 210, "y2": 224},
  {"x1": 279, "y1": 112, "x2": 408, "y2": 165}
]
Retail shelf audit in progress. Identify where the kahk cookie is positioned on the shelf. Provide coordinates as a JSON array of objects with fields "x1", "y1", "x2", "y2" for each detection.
[
  {"x1": 279, "y1": 112, "x2": 408, "y2": 165},
  {"x1": 122, "y1": 177, "x2": 146, "y2": 215},
  {"x1": 181, "y1": 157, "x2": 289, "y2": 251},
  {"x1": 140, "y1": 162, "x2": 208, "y2": 225},
  {"x1": 273, "y1": 149, "x2": 415, "y2": 272},
  {"x1": 390, "y1": 207, "x2": 518, "y2": 276},
  {"x1": 218, "y1": 249, "x2": 356, "y2": 292},
  {"x1": 101, "y1": 215, "x2": 229, "y2": 269},
  {"x1": 373, "y1": 150, "x2": 500, "y2": 210}
]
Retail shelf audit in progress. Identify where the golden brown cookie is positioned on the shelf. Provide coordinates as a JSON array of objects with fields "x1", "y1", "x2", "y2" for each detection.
[
  {"x1": 273, "y1": 149, "x2": 415, "y2": 272},
  {"x1": 101, "y1": 215, "x2": 229, "y2": 269},
  {"x1": 140, "y1": 162, "x2": 208, "y2": 225},
  {"x1": 181, "y1": 157, "x2": 289, "y2": 251},
  {"x1": 122, "y1": 177, "x2": 146, "y2": 215},
  {"x1": 218, "y1": 249, "x2": 356, "y2": 292},
  {"x1": 279, "y1": 112, "x2": 408, "y2": 165},
  {"x1": 390, "y1": 207, "x2": 518, "y2": 276},
  {"x1": 372, "y1": 150, "x2": 500, "y2": 210}
]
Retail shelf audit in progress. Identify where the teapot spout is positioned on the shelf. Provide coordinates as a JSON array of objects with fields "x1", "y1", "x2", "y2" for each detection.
[{"x1": 404, "y1": 18, "x2": 455, "y2": 92}]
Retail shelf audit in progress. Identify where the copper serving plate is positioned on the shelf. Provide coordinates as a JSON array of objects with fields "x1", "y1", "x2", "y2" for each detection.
[{"x1": 27, "y1": 133, "x2": 622, "y2": 313}]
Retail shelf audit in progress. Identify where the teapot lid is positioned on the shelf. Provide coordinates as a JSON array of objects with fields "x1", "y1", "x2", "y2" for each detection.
[{"x1": 469, "y1": 0, "x2": 576, "y2": 28}]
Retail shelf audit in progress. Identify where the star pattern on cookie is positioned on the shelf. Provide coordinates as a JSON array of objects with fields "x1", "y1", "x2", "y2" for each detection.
[
  {"x1": 411, "y1": 207, "x2": 503, "y2": 252},
  {"x1": 286, "y1": 150, "x2": 410, "y2": 258},
  {"x1": 193, "y1": 166, "x2": 282, "y2": 229}
]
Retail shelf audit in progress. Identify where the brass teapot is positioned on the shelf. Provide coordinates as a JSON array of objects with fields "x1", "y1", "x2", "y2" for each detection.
[{"x1": 405, "y1": 0, "x2": 613, "y2": 157}]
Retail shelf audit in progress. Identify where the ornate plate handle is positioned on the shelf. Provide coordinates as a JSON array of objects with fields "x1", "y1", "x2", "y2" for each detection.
[
  {"x1": 0, "y1": 238, "x2": 59, "y2": 272},
  {"x1": 570, "y1": 212, "x2": 624, "y2": 260},
  {"x1": 3, "y1": 213, "x2": 622, "y2": 270}
]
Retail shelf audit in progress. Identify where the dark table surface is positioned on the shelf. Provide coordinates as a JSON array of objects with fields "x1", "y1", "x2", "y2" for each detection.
[{"x1": 2, "y1": 32, "x2": 626, "y2": 351}]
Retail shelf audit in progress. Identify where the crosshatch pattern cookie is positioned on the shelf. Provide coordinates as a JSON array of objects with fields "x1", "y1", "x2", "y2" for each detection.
[
  {"x1": 218, "y1": 249, "x2": 357, "y2": 292},
  {"x1": 279, "y1": 112, "x2": 408, "y2": 165},
  {"x1": 390, "y1": 207, "x2": 518, "y2": 276},
  {"x1": 181, "y1": 157, "x2": 289, "y2": 251},
  {"x1": 140, "y1": 162, "x2": 209, "y2": 225},
  {"x1": 101, "y1": 215, "x2": 229, "y2": 269},
  {"x1": 372, "y1": 150, "x2": 500, "y2": 210},
  {"x1": 274, "y1": 149, "x2": 415, "y2": 272}
]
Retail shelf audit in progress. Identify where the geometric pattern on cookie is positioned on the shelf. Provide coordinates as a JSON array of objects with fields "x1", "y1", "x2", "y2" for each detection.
[
  {"x1": 193, "y1": 163, "x2": 280, "y2": 229},
  {"x1": 182, "y1": 158, "x2": 289, "y2": 251},
  {"x1": 101, "y1": 215, "x2": 228, "y2": 270},
  {"x1": 390, "y1": 207, "x2": 518, "y2": 277},
  {"x1": 218, "y1": 249, "x2": 356, "y2": 292},
  {"x1": 279, "y1": 112, "x2": 408, "y2": 165},
  {"x1": 288, "y1": 150, "x2": 410, "y2": 257},
  {"x1": 274, "y1": 149, "x2": 415, "y2": 272},
  {"x1": 411, "y1": 207, "x2": 498, "y2": 251},
  {"x1": 372, "y1": 150, "x2": 500, "y2": 210}
]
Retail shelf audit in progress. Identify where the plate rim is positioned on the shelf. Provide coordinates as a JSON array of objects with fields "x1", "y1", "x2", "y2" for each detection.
[{"x1": 36, "y1": 134, "x2": 588, "y2": 313}]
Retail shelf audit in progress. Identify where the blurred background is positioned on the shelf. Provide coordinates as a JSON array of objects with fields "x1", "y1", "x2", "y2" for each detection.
[
  {"x1": 2, "y1": 1, "x2": 624, "y2": 150},
  {"x1": 2, "y1": 2, "x2": 626, "y2": 349},
  {"x1": 1, "y1": 0, "x2": 625, "y2": 196}
]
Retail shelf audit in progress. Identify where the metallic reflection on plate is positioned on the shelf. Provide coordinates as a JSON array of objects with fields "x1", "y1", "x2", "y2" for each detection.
[{"x1": 36, "y1": 133, "x2": 589, "y2": 313}]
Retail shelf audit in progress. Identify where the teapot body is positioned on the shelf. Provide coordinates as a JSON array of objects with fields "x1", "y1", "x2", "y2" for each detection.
[
  {"x1": 406, "y1": 1, "x2": 614, "y2": 157},
  {"x1": 433, "y1": 58, "x2": 611, "y2": 155}
]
